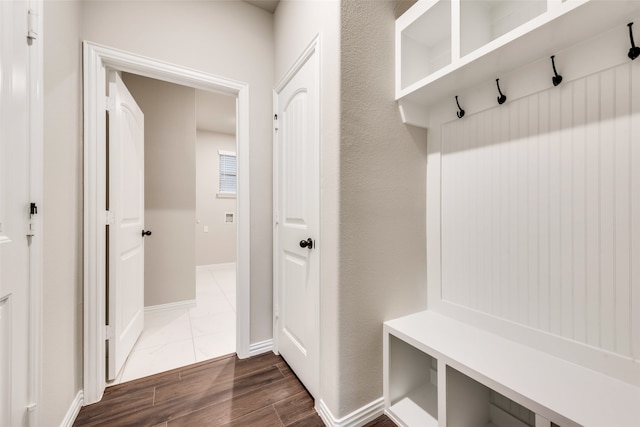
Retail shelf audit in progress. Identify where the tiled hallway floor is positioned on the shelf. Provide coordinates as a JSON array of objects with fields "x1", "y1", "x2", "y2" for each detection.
[{"x1": 108, "y1": 263, "x2": 236, "y2": 385}]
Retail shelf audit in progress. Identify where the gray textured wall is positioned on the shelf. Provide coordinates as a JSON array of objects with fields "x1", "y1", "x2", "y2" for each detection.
[{"x1": 337, "y1": 0, "x2": 427, "y2": 416}]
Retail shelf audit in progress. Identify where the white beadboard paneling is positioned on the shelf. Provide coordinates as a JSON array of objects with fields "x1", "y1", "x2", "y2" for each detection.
[
  {"x1": 440, "y1": 62, "x2": 639, "y2": 361},
  {"x1": 498, "y1": 105, "x2": 510, "y2": 320},
  {"x1": 559, "y1": 82, "x2": 573, "y2": 340},
  {"x1": 585, "y1": 73, "x2": 600, "y2": 349},
  {"x1": 537, "y1": 89, "x2": 550, "y2": 333},
  {"x1": 572, "y1": 78, "x2": 587, "y2": 345},
  {"x1": 614, "y1": 65, "x2": 632, "y2": 358},
  {"x1": 527, "y1": 95, "x2": 539, "y2": 330},
  {"x1": 632, "y1": 58, "x2": 640, "y2": 361},
  {"x1": 599, "y1": 68, "x2": 616, "y2": 354},
  {"x1": 517, "y1": 98, "x2": 529, "y2": 327},
  {"x1": 507, "y1": 102, "x2": 519, "y2": 323},
  {"x1": 548, "y1": 86, "x2": 562, "y2": 336}
]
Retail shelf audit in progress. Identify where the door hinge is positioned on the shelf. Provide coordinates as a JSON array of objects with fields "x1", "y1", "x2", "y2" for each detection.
[
  {"x1": 274, "y1": 306, "x2": 279, "y2": 320},
  {"x1": 27, "y1": 9, "x2": 38, "y2": 42},
  {"x1": 105, "y1": 325, "x2": 113, "y2": 340},
  {"x1": 105, "y1": 210, "x2": 115, "y2": 225},
  {"x1": 27, "y1": 203, "x2": 38, "y2": 236},
  {"x1": 105, "y1": 96, "x2": 113, "y2": 112},
  {"x1": 26, "y1": 219, "x2": 36, "y2": 237}
]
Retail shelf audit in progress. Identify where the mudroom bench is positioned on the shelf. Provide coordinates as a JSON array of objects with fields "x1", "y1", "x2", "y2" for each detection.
[{"x1": 383, "y1": 310, "x2": 640, "y2": 427}]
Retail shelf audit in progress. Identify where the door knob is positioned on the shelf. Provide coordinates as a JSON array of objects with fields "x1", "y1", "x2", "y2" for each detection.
[
  {"x1": 299, "y1": 238, "x2": 313, "y2": 249},
  {"x1": 142, "y1": 230, "x2": 152, "y2": 237}
]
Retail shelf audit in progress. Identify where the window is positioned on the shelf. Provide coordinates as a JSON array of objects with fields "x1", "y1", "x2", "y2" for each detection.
[{"x1": 218, "y1": 150, "x2": 236, "y2": 197}]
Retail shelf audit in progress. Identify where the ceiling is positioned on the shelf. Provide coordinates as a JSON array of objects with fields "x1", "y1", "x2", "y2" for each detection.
[
  {"x1": 196, "y1": 90, "x2": 236, "y2": 135},
  {"x1": 244, "y1": 0, "x2": 280, "y2": 13}
]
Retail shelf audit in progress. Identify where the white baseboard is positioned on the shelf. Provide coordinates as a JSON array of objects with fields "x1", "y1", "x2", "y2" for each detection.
[
  {"x1": 60, "y1": 390, "x2": 83, "y2": 427},
  {"x1": 249, "y1": 339, "x2": 273, "y2": 356},
  {"x1": 316, "y1": 397, "x2": 384, "y2": 427},
  {"x1": 144, "y1": 299, "x2": 196, "y2": 313},
  {"x1": 196, "y1": 262, "x2": 236, "y2": 271}
]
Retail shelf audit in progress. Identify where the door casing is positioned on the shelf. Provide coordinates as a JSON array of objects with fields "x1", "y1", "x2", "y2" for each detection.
[{"x1": 83, "y1": 42, "x2": 251, "y2": 404}]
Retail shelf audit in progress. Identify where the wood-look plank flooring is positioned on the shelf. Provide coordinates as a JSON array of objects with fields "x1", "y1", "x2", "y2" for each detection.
[{"x1": 73, "y1": 352, "x2": 396, "y2": 427}]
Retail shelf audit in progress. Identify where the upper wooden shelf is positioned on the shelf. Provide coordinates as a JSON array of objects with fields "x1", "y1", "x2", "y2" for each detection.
[{"x1": 396, "y1": 0, "x2": 640, "y2": 125}]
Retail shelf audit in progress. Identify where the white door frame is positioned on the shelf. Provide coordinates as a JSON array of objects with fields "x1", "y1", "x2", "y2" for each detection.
[
  {"x1": 83, "y1": 42, "x2": 251, "y2": 404},
  {"x1": 27, "y1": 1, "x2": 44, "y2": 424}
]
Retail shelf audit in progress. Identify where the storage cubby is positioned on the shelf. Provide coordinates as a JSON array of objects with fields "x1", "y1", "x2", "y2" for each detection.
[
  {"x1": 395, "y1": 0, "x2": 640, "y2": 123},
  {"x1": 460, "y1": 0, "x2": 546, "y2": 56},
  {"x1": 399, "y1": 0, "x2": 451, "y2": 90},
  {"x1": 387, "y1": 334, "x2": 438, "y2": 426},
  {"x1": 447, "y1": 366, "x2": 535, "y2": 427}
]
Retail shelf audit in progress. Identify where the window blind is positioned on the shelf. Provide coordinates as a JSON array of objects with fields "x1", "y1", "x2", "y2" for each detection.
[{"x1": 219, "y1": 152, "x2": 237, "y2": 194}]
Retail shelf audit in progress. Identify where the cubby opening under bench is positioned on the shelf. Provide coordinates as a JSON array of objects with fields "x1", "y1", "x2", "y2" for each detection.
[{"x1": 383, "y1": 311, "x2": 640, "y2": 427}]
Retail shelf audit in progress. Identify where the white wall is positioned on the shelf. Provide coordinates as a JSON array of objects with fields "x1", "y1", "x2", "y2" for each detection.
[
  {"x1": 275, "y1": 0, "x2": 426, "y2": 419},
  {"x1": 196, "y1": 130, "x2": 237, "y2": 266},
  {"x1": 81, "y1": 0, "x2": 274, "y2": 342},
  {"x1": 42, "y1": 1, "x2": 83, "y2": 424},
  {"x1": 122, "y1": 73, "x2": 197, "y2": 307}
]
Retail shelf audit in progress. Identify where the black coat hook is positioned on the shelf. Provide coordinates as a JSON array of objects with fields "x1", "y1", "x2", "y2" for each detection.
[
  {"x1": 550, "y1": 55, "x2": 563, "y2": 86},
  {"x1": 628, "y1": 22, "x2": 640, "y2": 60},
  {"x1": 496, "y1": 79, "x2": 507, "y2": 105},
  {"x1": 455, "y1": 96, "x2": 465, "y2": 119}
]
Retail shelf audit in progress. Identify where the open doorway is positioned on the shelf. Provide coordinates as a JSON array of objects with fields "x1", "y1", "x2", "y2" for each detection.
[
  {"x1": 83, "y1": 42, "x2": 251, "y2": 405},
  {"x1": 105, "y1": 74, "x2": 238, "y2": 385}
]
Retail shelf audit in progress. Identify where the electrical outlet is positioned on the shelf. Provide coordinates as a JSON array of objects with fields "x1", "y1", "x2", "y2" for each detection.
[{"x1": 204, "y1": 226, "x2": 209, "y2": 233}]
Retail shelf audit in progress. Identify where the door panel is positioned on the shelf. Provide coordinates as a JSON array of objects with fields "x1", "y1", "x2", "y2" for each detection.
[
  {"x1": 0, "y1": 0, "x2": 32, "y2": 424},
  {"x1": 275, "y1": 42, "x2": 320, "y2": 398},
  {"x1": 282, "y1": 250, "x2": 308, "y2": 354},
  {"x1": 107, "y1": 72, "x2": 145, "y2": 380}
]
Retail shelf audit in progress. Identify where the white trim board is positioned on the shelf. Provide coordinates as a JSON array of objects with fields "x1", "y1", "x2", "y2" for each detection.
[
  {"x1": 196, "y1": 262, "x2": 236, "y2": 271},
  {"x1": 82, "y1": 42, "x2": 251, "y2": 405},
  {"x1": 59, "y1": 391, "x2": 83, "y2": 427},
  {"x1": 144, "y1": 300, "x2": 196, "y2": 314},
  {"x1": 316, "y1": 397, "x2": 384, "y2": 427},
  {"x1": 248, "y1": 339, "x2": 273, "y2": 357},
  {"x1": 27, "y1": 0, "x2": 44, "y2": 424}
]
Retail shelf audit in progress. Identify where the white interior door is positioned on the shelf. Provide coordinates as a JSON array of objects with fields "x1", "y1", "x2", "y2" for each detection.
[
  {"x1": 275, "y1": 41, "x2": 320, "y2": 398},
  {"x1": 107, "y1": 72, "x2": 145, "y2": 380},
  {"x1": 0, "y1": 0, "x2": 32, "y2": 423}
]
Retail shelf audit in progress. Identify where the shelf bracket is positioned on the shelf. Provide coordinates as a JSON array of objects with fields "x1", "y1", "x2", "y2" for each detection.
[{"x1": 397, "y1": 99, "x2": 430, "y2": 129}]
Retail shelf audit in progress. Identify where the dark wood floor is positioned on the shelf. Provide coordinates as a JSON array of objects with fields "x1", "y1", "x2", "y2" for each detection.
[{"x1": 74, "y1": 352, "x2": 396, "y2": 427}]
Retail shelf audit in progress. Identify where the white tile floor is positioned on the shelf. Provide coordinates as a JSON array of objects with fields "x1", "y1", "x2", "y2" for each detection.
[{"x1": 108, "y1": 263, "x2": 236, "y2": 386}]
